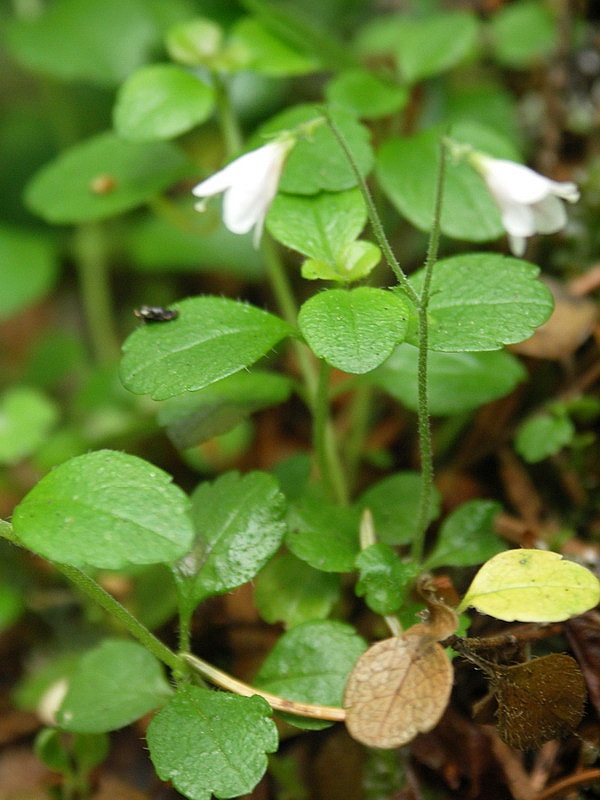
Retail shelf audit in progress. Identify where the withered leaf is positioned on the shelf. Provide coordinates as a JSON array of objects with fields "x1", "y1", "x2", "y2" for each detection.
[
  {"x1": 510, "y1": 278, "x2": 597, "y2": 360},
  {"x1": 565, "y1": 610, "x2": 600, "y2": 717},
  {"x1": 343, "y1": 599, "x2": 457, "y2": 749},
  {"x1": 491, "y1": 653, "x2": 586, "y2": 750}
]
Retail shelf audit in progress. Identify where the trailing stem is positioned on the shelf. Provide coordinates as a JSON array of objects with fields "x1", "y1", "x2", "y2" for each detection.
[{"x1": 55, "y1": 562, "x2": 183, "y2": 674}]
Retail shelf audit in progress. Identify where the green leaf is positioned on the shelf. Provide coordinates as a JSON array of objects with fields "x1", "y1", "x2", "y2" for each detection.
[
  {"x1": 158, "y1": 371, "x2": 292, "y2": 449},
  {"x1": 392, "y1": 12, "x2": 479, "y2": 83},
  {"x1": 175, "y1": 471, "x2": 287, "y2": 605},
  {"x1": 70, "y1": 731, "x2": 111, "y2": 773},
  {"x1": 285, "y1": 489, "x2": 360, "y2": 572},
  {"x1": 228, "y1": 17, "x2": 319, "y2": 76},
  {"x1": 35, "y1": 729, "x2": 110, "y2": 777},
  {"x1": 12, "y1": 450, "x2": 194, "y2": 569},
  {"x1": 240, "y1": 0, "x2": 357, "y2": 72},
  {"x1": 114, "y1": 64, "x2": 214, "y2": 141},
  {"x1": 147, "y1": 685, "x2": 277, "y2": 800},
  {"x1": 515, "y1": 413, "x2": 575, "y2": 463},
  {"x1": 0, "y1": 387, "x2": 59, "y2": 464},
  {"x1": 357, "y1": 472, "x2": 441, "y2": 546},
  {"x1": 299, "y1": 288, "x2": 409, "y2": 374},
  {"x1": 377, "y1": 122, "x2": 520, "y2": 241},
  {"x1": 408, "y1": 254, "x2": 554, "y2": 352},
  {"x1": 489, "y1": 0, "x2": 557, "y2": 68},
  {"x1": 57, "y1": 640, "x2": 172, "y2": 732},
  {"x1": 332, "y1": 240, "x2": 381, "y2": 283},
  {"x1": 254, "y1": 620, "x2": 367, "y2": 710},
  {"x1": 127, "y1": 202, "x2": 264, "y2": 278},
  {"x1": 165, "y1": 17, "x2": 224, "y2": 67},
  {"x1": 425, "y1": 500, "x2": 505, "y2": 570},
  {"x1": 355, "y1": 545, "x2": 420, "y2": 615},
  {"x1": 325, "y1": 68, "x2": 408, "y2": 118},
  {"x1": 120, "y1": 296, "x2": 293, "y2": 401},
  {"x1": 258, "y1": 105, "x2": 373, "y2": 195},
  {"x1": 268, "y1": 188, "x2": 379, "y2": 282},
  {"x1": 255, "y1": 552, "x2": 340, "y2": 628},
  {"x1": 356, "y1": 11, "x2": 479, "y2": 83},
  {"x1": 457, "y1": 549, "x2": 600, "y2": 622},
  {"x1": 0, "y1": 226, "x2": 58, "y2": 320},
  {"x1": 25, "y1": 131, "x2": 192, "y2": 224},
  {"x1": 268, "y1": 188, "x2": 367, "y2": 262},
  {"x1": 6, "y1": 0, "x2": 162, "y2": 86},
  {"x1": 373, "y1": 346, "x2": 526, "y2": 415}
]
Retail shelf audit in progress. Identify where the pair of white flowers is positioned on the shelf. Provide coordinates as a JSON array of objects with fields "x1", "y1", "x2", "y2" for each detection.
[{"x1": 192, "y1": 137, "x2": 579, "y2": 256}]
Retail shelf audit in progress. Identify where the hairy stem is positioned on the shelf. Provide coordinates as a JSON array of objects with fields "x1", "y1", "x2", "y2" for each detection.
[
  {"x1": 411, "y1": 140, "x2": 447, "y2": 563},
  {"x1": 322, "y1": 108, "x2": 418, "y2": 304},
  {"x1": 56, "y1": 563, "x2": 183, "y2": 674}
]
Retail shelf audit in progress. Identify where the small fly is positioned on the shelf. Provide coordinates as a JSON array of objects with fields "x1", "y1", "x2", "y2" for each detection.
[{"x1": 134, "y1": 305, "x2": 179, "y2": 322}]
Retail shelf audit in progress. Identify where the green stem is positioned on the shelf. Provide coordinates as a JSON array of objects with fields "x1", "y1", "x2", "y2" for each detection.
[
  {"x1": 322, "y1": 108, "x2": 418, "y2": 304},
  {"x1": 212, "y1": 72, "x2": 243, "y2": 157},
  {"x1": 314, "y1": 360, "x2": 348, "y2": 506},
  {"x1": 262, "y1": 237, "x2": 348, "y2": 505},
  {"x1": 411, "y1": 139, "x2": 447, "y2": 563},
  {"x1": 56, "y1": 562, "x2": 183, "y2": 674},
  {"x1": 342, "y1": 381, "x2": 374, "y2": 494},
  {"x1": 72, "y1": 223, "x2": 120, "y2": 365}
]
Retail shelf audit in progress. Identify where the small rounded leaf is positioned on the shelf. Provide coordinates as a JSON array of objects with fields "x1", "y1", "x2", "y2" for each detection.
[
  {"x1": 344, "y1": 599, "x2": 457, "y2": 748},
  {"x1": 344, "y1": 632, "x2": 453, "y2": 748},
  {"x1": 299, "y1": 288, "x2": 409, "y2": 374},
  {"x1": 12, "y1": 450, "x2": 194, "y2": 569},
  {"x1": 458, "y1": 549, "x2": 600, "y2": 622},
  {"x1": 147, "y1": 686, "x2": 277, "y2": 800},
  {"x1": 57, "y1": 640, "x2": 173, "y2": 733},
  {"x1": 25, "y1": 132, "x2": 192, "y2": 224},
  {"x1": 114, "y1": 64, "x2": 214, "y2": 141}
]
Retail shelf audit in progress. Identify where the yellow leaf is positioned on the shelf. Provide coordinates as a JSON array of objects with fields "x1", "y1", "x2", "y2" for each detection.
[{"x1": 457, "y1": 549, "x2": 600, "y2": 622}]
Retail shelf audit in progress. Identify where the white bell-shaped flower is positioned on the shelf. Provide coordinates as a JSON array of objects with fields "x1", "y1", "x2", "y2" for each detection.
[
  {"x1": 472, "y1": 154, "x2": 579, "y2": 256},
  {"x1": 192, "y1": 138, "x2": 295, "y2": 247}
]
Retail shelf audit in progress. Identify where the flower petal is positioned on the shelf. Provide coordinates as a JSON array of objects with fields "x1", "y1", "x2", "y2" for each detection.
[
  {"x1": 479, "y1": 157, "x2": 554, "y2": 204},
  {"x1": 498, "y1": 198, "x2": 536, "y2": 237},
  {"x1": 507, "y1": 234, "x2": 527, "y2": 257},
  {"x1": 531, "y1": 195, "x2": 567, "y2": 234}
]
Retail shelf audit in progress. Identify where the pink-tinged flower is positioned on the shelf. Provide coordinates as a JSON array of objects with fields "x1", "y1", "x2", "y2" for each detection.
[
  {"x1": 192, "y1": 139, "x2": 295, "y2": 247},
  {"x1": 472, "y1": 154, "x2": 579, "y2": 256}
]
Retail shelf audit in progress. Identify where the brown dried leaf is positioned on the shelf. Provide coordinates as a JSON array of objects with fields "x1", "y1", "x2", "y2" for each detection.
[
  {"x1": 343, "y1": 632, "x2": 453, "y2": 748},
  {"x1": 492, "y1": 654, "x2": 586, "y2": 750},
  {"x1": 343, "y1": 599, "x2": 457, "y2": 748},
  {"x1": 565, "y1": 609, "x2": 600, "y2": 716},
  {"x1": 510, "y1": 278, "x2": 597, "y2": 360}
]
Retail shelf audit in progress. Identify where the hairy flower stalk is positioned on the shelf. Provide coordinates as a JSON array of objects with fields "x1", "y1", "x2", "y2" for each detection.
[
  {"x1": 470, "y1": 152, "x2": 579, "y2": 256},
  {"x1": 192, "y1": 137, "x2": 295, "y2": 247}
]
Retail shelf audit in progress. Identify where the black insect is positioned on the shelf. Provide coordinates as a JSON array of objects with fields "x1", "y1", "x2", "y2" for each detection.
[{"x1": 134, "y1": 305, "x2": 179, "y2": 322}]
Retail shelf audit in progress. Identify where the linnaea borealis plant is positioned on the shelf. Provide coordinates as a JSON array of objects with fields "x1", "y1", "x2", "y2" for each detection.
[{"x1": 2, "y1": 3, "x2": 599, "y2": 799}]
